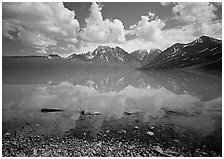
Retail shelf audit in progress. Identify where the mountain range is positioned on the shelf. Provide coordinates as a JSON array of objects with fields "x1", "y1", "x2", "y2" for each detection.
[
  {"x1": 67, "y1": 35, "x2": 222, "y2": 70},
  {"x1": 67, "y1": 45, "x2": 142, "y2": 68},
  {"x1": 3, "y1": 35, "x2": 222, "y2": 70},
  {"x1": 142, "y1": 36, "x2": 222, "y2": 69}
]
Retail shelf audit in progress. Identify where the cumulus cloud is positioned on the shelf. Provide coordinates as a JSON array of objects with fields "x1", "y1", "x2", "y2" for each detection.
[
  {"x1": 2, "y1": 2, "x2": 222, "y2": 55},
  {"x1": 118, "y1": 38, "x2": 164, "y2": 53},
  {"x1": 122, "y1": 2, "x2": 221, "y2": 52},
  {"x1": 129, "y1": 12, "x2": 165, "y2": 42},
  {"x1": 160, "y1": 2, "x2": 175, "y2": 6},
  {"x1": 172, "y1": 2, "x2": 222, "y2": 38},
  {"x1": 80, "y1": 2, "x2": 126, "y2": 43},
  {"x1": 2, "y1": 2, "x2": 80, "y2": 53}
]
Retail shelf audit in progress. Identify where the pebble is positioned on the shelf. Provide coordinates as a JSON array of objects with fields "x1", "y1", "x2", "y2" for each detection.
[
  {"x1": 42, "y1": 150, "x2": 52, "y2": 157},
  {"x1": 119, "y1": 129, "x2": 127, "y2": 134},
  {"x1": 146, "y1": 131, "x2": 154, "y2": 136},
  {"x1": 153, "y1": 146, "x2": 164, "y2": 154},
  {"x1": 150, "y1": 126, "x2": 155, "y2": 129},
  {"x1": 16, "y1": 153, "x2": 26, "y2": 157},
  {"x1": 75, "y1": 152, "x2": 81, "y2": 157},
  {"x1": 96, "y1": 141, "x2": 102, "y2": 147},
  {"x1": 134, "y1": 126, "x2": 139, "y2": 130},
  {"x1": 36, "y1": 124, "x2": 39, "y2": 127},
  {"x1": 5, "y1": 132, "x2": 11, "y2": 136},
  {"x1": 33, "y1": 148, "x2": 38, "y2": 156}
]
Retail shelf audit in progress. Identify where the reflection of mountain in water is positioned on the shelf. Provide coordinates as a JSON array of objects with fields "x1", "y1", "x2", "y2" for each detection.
[
  {"x1": 4, "y1": 69, "x2": 221, "y2": 102},
  {"x1": 68, "y1": 70, "x2": 221, "y2": 102},
  {"x1": 141, "y1": 70, "x2": 221, "y2": 102}
]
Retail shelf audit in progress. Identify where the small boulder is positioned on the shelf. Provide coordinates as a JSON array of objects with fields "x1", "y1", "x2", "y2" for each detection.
[
  {"x1": 81, "y1": 110, "x2": 101, "y2": 115},
  {"x1": 153, "y1": 146, "x2": 163, "y2": 154}
]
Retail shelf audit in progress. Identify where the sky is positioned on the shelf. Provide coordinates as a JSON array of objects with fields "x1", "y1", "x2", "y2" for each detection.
[{"x1": 2, "y1": 2, "x2": 222, "y2": 57}]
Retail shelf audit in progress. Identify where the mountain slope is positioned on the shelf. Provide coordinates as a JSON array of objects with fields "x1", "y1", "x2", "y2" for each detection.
[
  {"x1": 67, "y1": 46, "x2": 141, "y2": 68},
  {"x1": 131, "y1": 49, "x2": 161, "y2": 66},
  {"x1": 142, "y1": 36, "x2": 222, "y2": 69},
  {"x1": 67, "y1": 51, "x2": 94, "y2": 61}
]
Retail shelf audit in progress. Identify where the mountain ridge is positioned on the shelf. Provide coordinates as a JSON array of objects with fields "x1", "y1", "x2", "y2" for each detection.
[
  {"x1": 142, "y1": 35, "x2": 222, "y2": 69},
  {"x1": 4, "y1": 35, "x2": 222, "y2": 70}
]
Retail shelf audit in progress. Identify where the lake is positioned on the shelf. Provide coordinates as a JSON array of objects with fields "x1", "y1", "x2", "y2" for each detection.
[{"x1": 2, "y1": 68, "x2": 222, "y2": 155}]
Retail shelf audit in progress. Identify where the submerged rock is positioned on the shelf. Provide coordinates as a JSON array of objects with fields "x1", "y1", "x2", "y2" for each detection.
[{"x1": 41, "y1": 108, "x2": 64, "y2": 112}]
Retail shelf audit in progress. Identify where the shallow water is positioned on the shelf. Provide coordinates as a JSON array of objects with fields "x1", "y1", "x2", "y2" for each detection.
[{"x1": 2, "y1": 68, "x2": 222, "y2": 153}]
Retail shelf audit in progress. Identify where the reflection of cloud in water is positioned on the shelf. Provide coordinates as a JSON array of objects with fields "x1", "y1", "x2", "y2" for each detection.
[
  {"x1": 2, "y1": 70, "x2": 221, "y2": 139},
  {"x1": 30, "y1": 81, "x2": 220, "y2": 121}
]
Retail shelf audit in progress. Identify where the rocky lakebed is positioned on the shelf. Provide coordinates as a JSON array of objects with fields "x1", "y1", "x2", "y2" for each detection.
[{"x1": 2, "y1": 109, "x2": 221, "y2": 157}]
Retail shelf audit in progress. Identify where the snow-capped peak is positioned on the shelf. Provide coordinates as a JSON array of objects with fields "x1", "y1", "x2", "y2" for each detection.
[{"x1": 95, "y1": 45, "x2": 112, "y2": 52}]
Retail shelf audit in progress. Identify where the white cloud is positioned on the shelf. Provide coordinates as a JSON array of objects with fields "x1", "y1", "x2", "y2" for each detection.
[
  {"x1": 172, "y1": 2, "x2": 222, "y2": 38},
  {"x1": 2, "y1": 2, "x2": 80, "y2": 53},
  {"x1": 160, "y1": 2, "x2": 175, "y2": 6},
  {"x1": 118, "y1": 38, "x2": 163, "y2": 52},
  {"x1": 80, "y1": 2, "x2": 126, "y2": 44},
  {"x1": 129, "y1": 12, "x2": 165, "y2": 42}
]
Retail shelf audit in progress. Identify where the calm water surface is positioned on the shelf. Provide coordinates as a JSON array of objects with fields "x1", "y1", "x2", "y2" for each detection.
[{"x1": 2, "y1": 69, "x2": 222, "y2": 153}]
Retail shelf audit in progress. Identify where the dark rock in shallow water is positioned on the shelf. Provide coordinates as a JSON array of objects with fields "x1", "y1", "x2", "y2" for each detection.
[
  {"x1": 124, "y1": 111, "x2": 133, "y2": 115},
  {"x1": 41, "y1": 108, "x2": 64, "y2": 112},
  {"x1": 81, "y1": 110, "x2": 101, "y2": 115}
]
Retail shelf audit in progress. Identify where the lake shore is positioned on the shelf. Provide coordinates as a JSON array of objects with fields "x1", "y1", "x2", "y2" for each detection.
[{"x1": 3, "y1": 123, "x2": 221, "y2": 157}]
